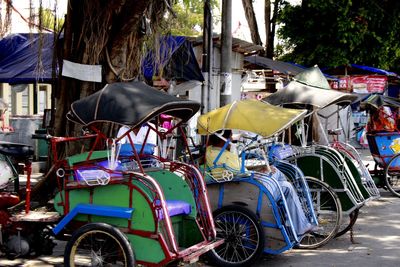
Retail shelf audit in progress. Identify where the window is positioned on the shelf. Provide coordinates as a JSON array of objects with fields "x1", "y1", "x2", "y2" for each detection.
[
  {"x1": 21, "y1": 88, "x2": 29, "y2": 115},
  {"x1": 39, "y1": 85, "x2": 48, "y2": 114}
]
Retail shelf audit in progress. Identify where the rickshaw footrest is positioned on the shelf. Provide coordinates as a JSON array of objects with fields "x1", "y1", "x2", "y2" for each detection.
[{"x1": 53, "y1": 204, "x2": 134, "y2": 235}]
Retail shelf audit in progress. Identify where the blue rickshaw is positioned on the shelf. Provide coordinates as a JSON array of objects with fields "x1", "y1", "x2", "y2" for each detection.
[{"x1": 195, "y1": 100, "x2": 340, "y2": 266}]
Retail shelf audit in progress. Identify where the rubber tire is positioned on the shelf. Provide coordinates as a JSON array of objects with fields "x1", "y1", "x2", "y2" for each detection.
[
  {"x1": 384, "y1": 153, "x2": 400, "y2": 197},
  {"x1": 335, "y1": 208, "x2": 359, "y2": 238},
  {"x1": 64, "y1": 223, "x2": 135, "y2": 267},
  {"x1": 297, "y1": 177, "x2": 342, "y2": 249},
  {"x1": 207, "y1": 205, "x2": 265, "y2": 267}
]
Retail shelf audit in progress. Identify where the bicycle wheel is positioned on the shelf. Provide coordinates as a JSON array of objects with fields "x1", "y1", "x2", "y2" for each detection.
[
  {"x1": 335, "y1": 208, "x2": 359, "y2": 238},
  {"x1": 64, "y1": 223, "x2": 135, "y2": 267},
  {"x1": 298, "y1": 177, "x2": 342, "y2": 249},
  {"x1": 384, "y1": 153, "x2": 400, "y2": 197},
  {"x1": 207, "y1": 205, "x2": 265, "y2": 267}
]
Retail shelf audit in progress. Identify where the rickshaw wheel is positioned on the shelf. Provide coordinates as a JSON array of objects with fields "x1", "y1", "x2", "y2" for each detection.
[
  {"x1": 384, "y1": 153, "x2": 400, "y2": 197},
  {"x1": 298, "y1": 177, "x2": 342, "y2": 249},
  {"x1": 64, "y1": 223, "x2": 135, "y2": 267},
  {"x1": 335, "y1": 208, "x2": 359, "y2": 238},
  {"x1": 207, "y1": 205, "x2": 264, "y2": 267}
]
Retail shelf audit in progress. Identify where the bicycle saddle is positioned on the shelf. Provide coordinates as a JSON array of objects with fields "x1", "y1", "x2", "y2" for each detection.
[
  {"x1": 0, "y1": 192, "x2": 20, "y2": 209},
  {"x1": 0, "y1": 141, "x2": 34, "y2": 160}
]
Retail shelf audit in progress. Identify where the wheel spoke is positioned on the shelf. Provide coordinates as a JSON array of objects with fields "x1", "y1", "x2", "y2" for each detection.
[
  {"x1": 211, "y1": 209, "x2": 261, "y2": 264},
  {"x1": 299, "y1": 178, "x2": 341, "y2": 249},
  {"x1": 70, "y1": 230, "x2": 128, "y2": 266}
]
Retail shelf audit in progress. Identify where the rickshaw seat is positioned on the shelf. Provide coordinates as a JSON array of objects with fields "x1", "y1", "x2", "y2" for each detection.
[
  {"x1": 157, "y1": 200, "x2": 192, "y2": 219},
  {"x1": 120, "y1": 143, "x2": 155, "y2": 156},
  {"x1": 0, "y1": 141, "x2": 33, "y2": 160},
  {"x1": 269, "y1": 144, "x2": 294, "y2": 160}
]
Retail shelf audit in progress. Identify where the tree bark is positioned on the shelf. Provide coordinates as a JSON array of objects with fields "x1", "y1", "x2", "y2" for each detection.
[
  {"x1": 267, "y1": 0, "x2": 282, "y2": 58},
  {"x1": 54, "y1": 0, "x2": 169, "y2": 138},
  {"x1": 241, "y1": 0, "x2": 263, "y2": 46},
  {"x1": 264, "y1": 0, "x2": 272, "y2": 57}
]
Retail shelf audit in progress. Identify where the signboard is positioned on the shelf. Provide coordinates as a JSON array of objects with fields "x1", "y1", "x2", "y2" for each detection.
[
  {"x1": 330, "y1": 77, "x2": 349, "y2": 90},
  {"x1": 330, "y1": 75, "x2": 387, "y2": 93},
  {"x1": 351, "y1": 75, "x2": 387, "y2": 93}
]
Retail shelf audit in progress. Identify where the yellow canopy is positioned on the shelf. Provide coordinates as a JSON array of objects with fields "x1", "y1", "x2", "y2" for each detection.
[{"x1": 197, "y1": 99, "x2": 307, "y2": 137}]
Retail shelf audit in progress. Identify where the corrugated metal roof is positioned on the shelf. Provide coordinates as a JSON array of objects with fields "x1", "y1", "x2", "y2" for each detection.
[
  {"x1": 244, "y1": 55, "x2": 304, "y2": 75},
  {"x1": 188, "y1": 35, "x2": 264, "y2": 55}
]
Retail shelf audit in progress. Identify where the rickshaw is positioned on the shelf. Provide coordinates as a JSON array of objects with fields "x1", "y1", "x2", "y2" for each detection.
[
  {"x1": 360, "y1": 94, "x2": 400, "y2": 197},
  {"x1": 196, "y1": 99, "x2": 341, "y2": 266},
  {"x1": 0, "y1": 81, "x2": 223, "y2": 266},
  {"x1": 263, "y1": 66, "x2": 380, "y2": 237}
]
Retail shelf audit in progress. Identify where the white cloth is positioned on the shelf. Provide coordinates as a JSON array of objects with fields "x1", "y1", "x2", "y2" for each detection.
[
  {"x1": 206, "y1": 145, "x2": 313, "y2": 236},
  {"x1": 117, "y1": 125, "x2": 136, "y2": 144},
  {"x1": 117, "y1": 123, "x2": 157, "y2": 145},
  {"x1": 271, "y1": 168, "x2": 314, "y2": 236}
]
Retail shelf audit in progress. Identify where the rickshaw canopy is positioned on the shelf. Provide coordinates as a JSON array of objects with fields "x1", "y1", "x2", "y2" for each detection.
[
  {"x1": 197, "y1": 99, "x2": 307, "y2": 137},
  {"x1": 67, "y1": 81, "x2": 200, "y2": 127},
  {"x1": 263, "y1": 66, "x2": 357, "y2": 109},
  {"x1": 360, "y1": 94, "x2": 400, "y2": 110}
]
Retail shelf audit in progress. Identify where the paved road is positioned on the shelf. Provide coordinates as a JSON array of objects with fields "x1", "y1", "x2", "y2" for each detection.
[
  {"x1": 258, "y1": 190, "x2": 400, "y2": 267},
  {"x1": 2, "y1": 149, "x2": 400, "y2": 266},
  {"x1": 1, "y1": 190, "x2": 399, "y2": 267}
]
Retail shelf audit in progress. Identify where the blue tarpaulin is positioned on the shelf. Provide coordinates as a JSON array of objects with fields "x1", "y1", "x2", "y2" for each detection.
[
  {"x1": 0, "y1": 34, "x2": 203, "y2": 85},
  {"x1": 350, "y1": 64, "x2": 399, "y2": 77},
  {"x1": 142, "y1": 35, "x2": 204, "y2": 82},
  {"x1": 0, "y1": 33, "x2": 56, "y2": 84}
]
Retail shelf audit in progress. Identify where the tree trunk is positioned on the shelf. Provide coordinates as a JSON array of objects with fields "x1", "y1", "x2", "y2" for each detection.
[
  {"x1": 268, "y1": 0, "x2": 282, "y2": 58},
  {"x1": 241, "y1": 0, "x2": 263, "y2": 46},
  {"x1": 264, "y1": 0, "x2": 272, "y2": 57},
  {"x1": 54, "y1": 0, "x2": 169, "y2": 138}
]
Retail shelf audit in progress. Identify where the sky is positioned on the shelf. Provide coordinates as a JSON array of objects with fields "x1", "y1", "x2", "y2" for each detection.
[
  {"x1": 219, "y1": 0, "x2": 302, "y2": 45},
  {"x1": 5, "y1": 0, "x2": 301, "y2": 42},
  {"x1": 3, "y1": 0, "x2": 67, "y2": 33}
]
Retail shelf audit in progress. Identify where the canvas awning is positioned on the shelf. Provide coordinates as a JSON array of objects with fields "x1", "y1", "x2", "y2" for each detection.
[
  {"x1": 244, "y1": 55, "x2": 304, "y2": 76},
  {"x1": 263, "y1": 66, "x2": 357, "y2": 109},
  {"x1": 67, "y1": 81, "x2": 200, "y2": 127},
  {"x1": 360, "y1": 94, "x2": 400, "y2": 110},
  {"x1": 197, "y1": 99, "x2": 307, "y2": 137}
]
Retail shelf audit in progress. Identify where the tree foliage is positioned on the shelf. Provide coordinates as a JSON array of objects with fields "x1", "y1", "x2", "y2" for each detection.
[
  {"x1": 40, "y1": 7, "x2": 64, "y2": 33},
  {"x1": 167, "y1": 0, "x2": 219, "y2": 36},
  {"x1": 277, "y1": 0, "x2": 400, "y2": 72}
]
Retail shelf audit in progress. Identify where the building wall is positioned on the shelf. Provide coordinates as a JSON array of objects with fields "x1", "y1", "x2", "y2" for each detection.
[
  {"x1": 192, "y1": 46, "x2": 244, "y2": 112},
  {"x1": 1, "y1": 83, "x2": 51, "y2": 116},
  {"x1": 0, "y1": 83, "x2": 51, "y2": 135}
]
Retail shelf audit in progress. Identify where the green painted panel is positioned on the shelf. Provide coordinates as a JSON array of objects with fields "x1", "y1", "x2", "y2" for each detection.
[
  {"x1": 179, "y1": 217, "x2": 203, "y2": 247},
  {"x1": 130, "y1": 187, "x2": 156, "y2": 231},
  {"x1": 343, "y1": 155, "x2": 370, "y2": 199},
  {"x1": 296, "y1": 156, "x2": 354, "y2": 211},
  {"x1": 55, "y1": 183, "x2": 156, "y2": 231},
  {"x1": 54, "y1": 189, "x2": 91, "y2": 221},
  {"x1": 147, "y1": 170, "x2": 197, "y2": 217},
  {"x1": 91, "y1": 184, "x2": 130, "y2": 227},
  {"x1": 296, "y1": 156, "x2": 342, "y2": 187},
  {"x1": 126, "y1": 234, "x2": 166, "y2": 263}
]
